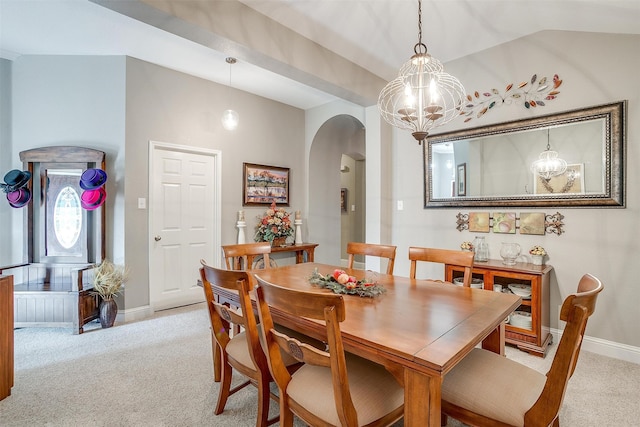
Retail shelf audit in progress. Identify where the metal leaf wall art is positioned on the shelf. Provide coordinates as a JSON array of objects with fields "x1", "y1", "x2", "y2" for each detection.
[{"x1": 460, "y1": 74, "x2": 563, "y2": 122}]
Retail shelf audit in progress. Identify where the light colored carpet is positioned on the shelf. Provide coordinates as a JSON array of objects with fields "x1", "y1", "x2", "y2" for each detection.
[{"x1": 1, "y1": 302, "x2": 638, "y2": 426}]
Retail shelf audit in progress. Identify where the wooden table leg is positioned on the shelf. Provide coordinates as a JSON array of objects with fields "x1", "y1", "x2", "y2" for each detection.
[
  {"x1": 404, "y1": 368, "x2": 441, "y2": 427},
  {"x1": 307, "y1": 248, "x2": 315, "y2": 262},
  {"x1": 481, "y1": 322, "x2": 505, "y2": 355}
]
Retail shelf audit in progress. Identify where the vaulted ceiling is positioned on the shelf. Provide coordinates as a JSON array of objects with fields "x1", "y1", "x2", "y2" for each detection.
[{"x1": 1, "y1": 0, "x2": 638, "y2": 109}]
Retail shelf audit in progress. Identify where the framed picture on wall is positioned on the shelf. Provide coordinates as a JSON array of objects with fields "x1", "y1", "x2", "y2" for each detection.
[
  {"x1": 243, "y1": 163, "x2": 290, "y2": 206},
  {"x1": 457, "y1": 163, "x2": 467, "y2": 196},
  {"x1": 341, "y1": 188, "x2": 348, "y2": 212}
]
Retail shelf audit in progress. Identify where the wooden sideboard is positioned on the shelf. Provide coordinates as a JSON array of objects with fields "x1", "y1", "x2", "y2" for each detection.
[
  {"x1": 445, "y1": 259, "x2": 553, "y2": 357},
  {"x1": 1, "y1": 275, "x2": 14, "y2": 400}
]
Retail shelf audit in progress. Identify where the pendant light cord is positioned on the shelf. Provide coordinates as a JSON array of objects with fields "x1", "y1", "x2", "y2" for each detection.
[{"x1": 414, "y1": 0, "x2": 427, "y2": 55}]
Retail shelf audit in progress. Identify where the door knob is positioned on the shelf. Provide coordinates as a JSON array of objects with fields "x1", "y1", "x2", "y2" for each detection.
[{"x1": 154, "y1": 235, "x2": 162, "y2": 242}]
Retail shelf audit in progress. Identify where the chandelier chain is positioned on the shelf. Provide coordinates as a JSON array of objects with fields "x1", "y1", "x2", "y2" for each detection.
[{"x1": 414, "y1": 0, "x2": 427, "y2": 56}]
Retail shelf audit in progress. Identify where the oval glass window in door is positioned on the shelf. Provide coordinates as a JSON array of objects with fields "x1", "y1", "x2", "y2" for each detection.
[{"x1": 53, "y1": 186, "x2": 83, "y2": 249}]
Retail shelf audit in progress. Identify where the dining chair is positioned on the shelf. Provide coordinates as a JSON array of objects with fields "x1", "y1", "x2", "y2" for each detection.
[
  {"x1": 222, "y1": 242, "x2": 272, "y2": 270},
  {"x1": 200, "y1": 260, "x2": 314, "y2": 427},
  {"x1": 408, "y1": 246, "x2": 475, "y2": 286},
  {"x1": 346, "y1": 242, "x2": 397, "y2": 275},
  {"x1": 253, "y1": 274, "x2": 405, "y2": 427},
  {"x1": 199, "y1": 260, "x2": 275, "y2": 426},
  {"x1": 441, "y1": 273, "x2": 604, "y2": 427}
]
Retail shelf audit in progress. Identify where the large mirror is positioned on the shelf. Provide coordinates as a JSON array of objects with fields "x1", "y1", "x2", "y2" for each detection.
[{"x1": 424, "y1": 101, "x2": 626, "y2": 207}]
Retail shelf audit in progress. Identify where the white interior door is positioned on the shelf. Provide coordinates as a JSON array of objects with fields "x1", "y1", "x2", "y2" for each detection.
[{"x1": 149, "y1": 141, "x2": 221, "y2": 311}]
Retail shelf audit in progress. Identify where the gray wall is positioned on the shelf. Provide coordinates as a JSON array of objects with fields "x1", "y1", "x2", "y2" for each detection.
[
  {"x1": 2, "y1": 30, "x2": 639, "y2": 354},
  {"x1": 0, "y1": 59, "x2": 12, "y2": 264},
  {"x1": 2, "y1": 55, "x2": 305, "y2": 311},
  {"x1": 123, "y1": 57, "x2": 305, "y2": 308},
  {"x1": 388, "y1": 31, "x2": 640, "y2": 349}
]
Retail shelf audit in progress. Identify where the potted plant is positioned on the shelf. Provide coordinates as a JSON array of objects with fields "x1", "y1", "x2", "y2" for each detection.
[
  {"x1": 529, "y1": 245, "x2": 547, "y2": 266},
  {"x1": 91, "y1": 259, "x2": 129, "y2": 328}
]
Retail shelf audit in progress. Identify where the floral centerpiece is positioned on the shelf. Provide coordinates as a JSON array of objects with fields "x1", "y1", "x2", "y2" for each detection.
[
  {"x1": 529, "y1": 245, "x2": 547, "y2": 256},
  {"x1": 309, "y1": 268, "x2": 385, "y2": 298},
  {"x1": 460, "y1": 241, "x2": 474, "y2": 251},
  {"x1": 254, "y1": 200, "x2": 294, "y2": 246}
]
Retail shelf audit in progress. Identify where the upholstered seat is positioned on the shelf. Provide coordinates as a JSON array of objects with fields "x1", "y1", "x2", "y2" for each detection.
[
  {"x1": 254, "y1": 273, "x2": 404, "y2": 427},
  {"x1": 408, "y1": 246, "x2": 474, "y2": 286},
  {"x1": 441, "y1": 273, "x2": 603, "y2": 427},
  {"x1": 346, "y1": 242, "x2": 397, "y2": 275}
]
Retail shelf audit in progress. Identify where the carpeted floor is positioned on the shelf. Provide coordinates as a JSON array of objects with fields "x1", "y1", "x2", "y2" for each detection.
[{"x1": 1, "y1": 302, "x2": 638, "y2": 426}]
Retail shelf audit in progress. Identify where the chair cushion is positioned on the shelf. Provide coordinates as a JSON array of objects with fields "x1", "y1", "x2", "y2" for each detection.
[
  {"x1": 287, "y1": 353, "x2": 404, "y2": 426},
  {"x1": 226, "y1": 331, "x2": 257, "y2": 370},
  {"x1": 442, "y1": 348, "x2": 547, "y2": 427}
]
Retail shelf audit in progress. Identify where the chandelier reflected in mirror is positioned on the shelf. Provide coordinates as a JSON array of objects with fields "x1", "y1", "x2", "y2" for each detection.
[
  {"x1": 378, "y1": 0, "x2": 466, "y2": 145},
  {"x1": 530, "y1": 128, "x2": 567, "y2": 181}
]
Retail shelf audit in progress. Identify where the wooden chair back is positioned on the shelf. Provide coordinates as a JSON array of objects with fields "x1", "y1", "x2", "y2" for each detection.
[
  {"x1": 222, "y1": 242, "x2": 272, "y2": 270},
  {"x1": 199, "y1": 260, "x2": 276, "y2": 426},
  {"x1": 346, "y1": 242, "x2": 397, "y2": 275},
  {"x1": 408, "y1": 246, "x2": 474, "y2": 286},
  {"x1": 524, "y1": 273, "x2": 603, "y2": 425},
  {"x1": 254, "y1": 274, "x2": 362, "y2": 426}
]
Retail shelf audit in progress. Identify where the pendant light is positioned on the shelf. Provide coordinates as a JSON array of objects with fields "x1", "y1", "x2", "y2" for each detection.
[
  {"x1": 221, "y1": 57, "x2": 239, "y2": 131},
  {"x1": 530, "y1": 128, "x2": 567, "y2": 181},
  {"x1": 378, "y1": 0, "x2": 466, "y2": 145}
]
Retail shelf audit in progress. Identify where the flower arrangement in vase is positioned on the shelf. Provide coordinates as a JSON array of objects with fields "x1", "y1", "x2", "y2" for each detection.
[
  {"x1": 254, "y1": 200, "x2": 294, "y2": 246},
  {"x1": 529, "y1": 245, "x2": 547, "y2": 265},
  {"x1": 460, "y1": 241, "x2": 474, "y2": 251}
]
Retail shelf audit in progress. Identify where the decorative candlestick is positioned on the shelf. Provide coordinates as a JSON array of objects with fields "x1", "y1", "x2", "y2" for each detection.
[
  {"x1": 294, "y1": 216, "x2": 303, "y2": 245},
  {"x1": 237, "y1": 210, "x2": 246, "y2": 244}
]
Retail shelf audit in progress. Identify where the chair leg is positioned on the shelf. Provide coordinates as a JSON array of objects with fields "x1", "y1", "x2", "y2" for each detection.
[
  {"x1": 279, "y1": 399, "x2": 294, "y2": 427},
  {"x1": 255, "y1": 375, "x2": 273, "y2": 427},
  {"x1": 214, "y1": 353, "x2": 233, "y2": 415},
  {"x1": 552, "y1": 417, "x2": 560, "y2": 427}
]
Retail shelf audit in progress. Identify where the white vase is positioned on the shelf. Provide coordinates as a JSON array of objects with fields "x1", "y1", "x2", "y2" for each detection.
[{"x1": 531, "y1": 255, "x2": 544, "y2": 266}]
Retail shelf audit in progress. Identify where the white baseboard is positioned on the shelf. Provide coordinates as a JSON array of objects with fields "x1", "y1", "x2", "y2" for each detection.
[
  {"x1": 117, "y1": 305, "x2": 153, "y2": 324},
  {"x1": 551, "y1": 328, "x2": 640, "y2": 365}
]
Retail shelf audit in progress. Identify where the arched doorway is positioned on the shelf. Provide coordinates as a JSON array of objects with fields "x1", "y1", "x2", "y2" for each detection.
[{"x1": 308, "y1": 115, "x2": 365, "y2": 264}]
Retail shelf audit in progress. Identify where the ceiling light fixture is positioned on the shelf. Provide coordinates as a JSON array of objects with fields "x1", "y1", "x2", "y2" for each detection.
[
  {"x1": 378, "y1": 0, "x2": 466, "y2": 145},
  {"x1": 531, "y1": 128, "x2": 567, "y2": 181},
  {"x1": 221, "y1": 57, "x2": 239, "y2": 131}
]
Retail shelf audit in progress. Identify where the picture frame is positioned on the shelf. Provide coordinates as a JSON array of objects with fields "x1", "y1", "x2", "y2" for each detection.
[
  {"x1": 492, "y1": 212, "x2": 517, "y2": 234},
  {"x1": 519, "y1": 212, "x2": 546, "y2": 235},
  {"x1": 457, "y1": 163, "x2": 467, "y2": 196},
  {"x1": 243, "y1": 163, "x2": 290, "y2": 206},
  {"x1": 468, "y1": 212, "x2": 490, "y2": 232},
  {"x1": 341, "y1": 188, "x2": 348, "y2": 212}
]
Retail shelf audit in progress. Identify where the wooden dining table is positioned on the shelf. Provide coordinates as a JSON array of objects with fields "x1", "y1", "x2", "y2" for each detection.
[{"x1": 215, "y1": 262, "x2": 521, "y2": 427}]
